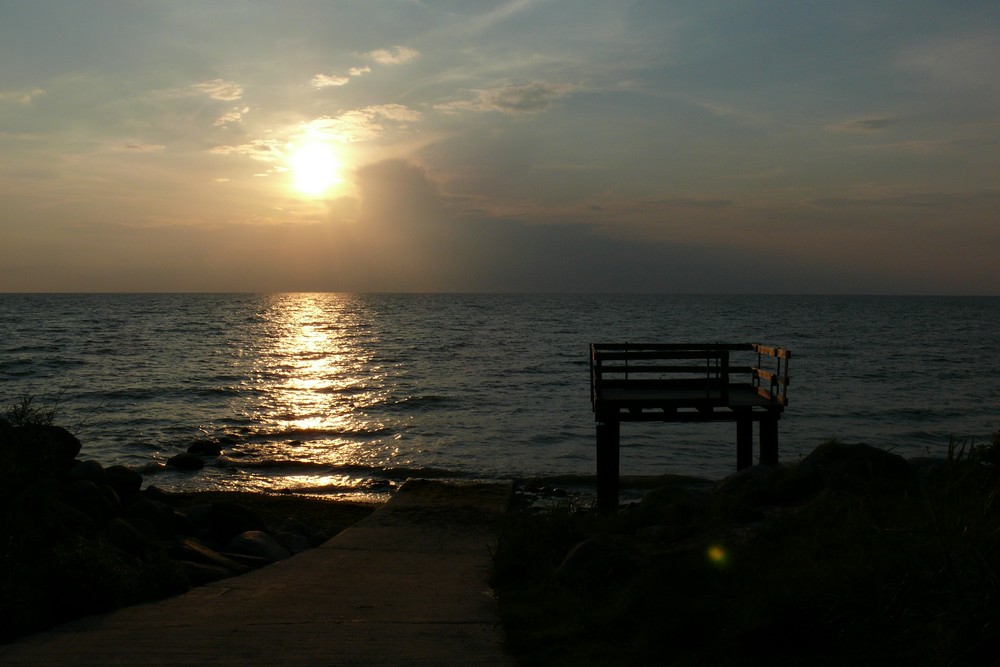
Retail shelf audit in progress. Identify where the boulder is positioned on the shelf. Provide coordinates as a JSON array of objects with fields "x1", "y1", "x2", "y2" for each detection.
[
  {"x1": 104, "y1": 517, "x2": 149, "y2": 557},
  {"x1": 124, "y1": 498, "x2": 176, "y2": 538},
  {"x1": 170, "y1": 537, "x2": 250, "y2": 575},
  {"x1": 178, "y1": 560, "x2": 237, "y2": 586},
  {"x1": 105, "y1": 465, "x2": 143, "y2": 505},
  {"x1": 272, "y1": 516, "x2": 323, "y2": 552},
  {"x1": 63, "y1": 480, "x2": 120, "y2": 521},
  {"x1": 187, "y1": 440, "x2": 222, "y2": 456},
  {"x1": 10, "y1": 424, "x2": 82, "y2": 472},
  {"x1": 0, "y1": 417, "x2": 13, "y2": 440},
  {"x1": 796, "y1": 441, "x2": 914, "y2": 493},
  {"x1": 710, "y1": 464, "x2": 809, "y2": 520},
  {"x1": 225, "y1": 530, "x2": 292, "y2": 564},
  {"x1": 205, "y1": 502, "x2": 267, "y2": 542},
  {"x1": 67, "y1": 459, "x2": 106, "y2": 485},
  {"x1": 166, "y1": 453, "x2": 204, "y2": 471}
]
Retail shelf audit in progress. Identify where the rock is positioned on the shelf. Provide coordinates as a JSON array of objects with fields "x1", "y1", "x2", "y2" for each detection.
[
  {"x1": 170, "y1": 537, "x2": 250, "y2": 575},
  {"x1": 10, "y1": 424, "x2": 82, "y2": 472},
  {"x1": 166, "y1": 453, "x2": 204, "y2": 471},
  {"x1": 711, "y1": 464, "x2": 813, "y2": 521},
  {"x1": 124, "y1": 498, "x2": 176, "y2": 538},
  {"x1": 67, "y1": 459, "x2": 106, "y2": 485},
  {"x1": 63, "y1": 479, "x2": 120, "y2": 520},
  {"x1": 205, "y1": 503, "x2": 267, "y2": 542},
  {"x1": 224, "y1": 530, "x2": 292, "y2": 564},
  {"x1": 105, "y1": 465, "x2": 143, "y2": 505},
  {"x1": 274, "y1": 529, "x2": 312, "y2": 554},
  {"x1": 187, "y1": 440, "x2": 222, "y2": 456},
  {"x1": 54, "y1": 500, "x2": 96, "y2": 529},
  {"x1": 796, "y1": 441, "x2": 914, "y2": 493},
  {"x1": 142, "y1": 485, "x2": 175, "y2": 503},
  {"x1": 105, "y1": 517, "x2": 149, "y2": 557},
  {"x1": 556, "y1": 537, "x2": 617, "y2": 585},
  {"x1": 179, "y1": 503, "x2": 214, "y2": 531},
  {"x1": 638, "y1": 484, "x2": 704, "y2": 528},
  {"x1": 178, "y1": 560, "x2": 237, "y2": 586},
  {"x1": 272, "y1": 516, "x2": 318, "y2": 553}
]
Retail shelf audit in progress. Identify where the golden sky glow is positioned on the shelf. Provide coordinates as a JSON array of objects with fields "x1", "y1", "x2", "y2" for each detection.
[{"x1": 1, "y1": 1, "x2": 998, "y2": 294}]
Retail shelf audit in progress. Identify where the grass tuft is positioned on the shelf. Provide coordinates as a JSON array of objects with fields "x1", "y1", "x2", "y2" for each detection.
[{"x1": 493, "y1": 435, "x2": 1000, "y2": 666}]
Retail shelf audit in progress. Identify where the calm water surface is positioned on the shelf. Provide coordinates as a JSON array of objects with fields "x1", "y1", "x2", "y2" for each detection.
[{"x1": 1, "y1": 294, "x2": 998, "y2": 500}]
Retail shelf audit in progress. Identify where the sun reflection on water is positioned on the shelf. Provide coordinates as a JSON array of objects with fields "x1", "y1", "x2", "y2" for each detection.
[{"x1": 232, "y1": 294, "x2": 396, "y2": 490}]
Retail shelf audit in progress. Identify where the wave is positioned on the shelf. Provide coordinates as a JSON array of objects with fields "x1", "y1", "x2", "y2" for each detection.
[
  {"x1": 382, "y1": 395, "x2": 452, "y2": 411},
  {"x1": 239, "y1": 425, "x2": 393, "y2": 442}
]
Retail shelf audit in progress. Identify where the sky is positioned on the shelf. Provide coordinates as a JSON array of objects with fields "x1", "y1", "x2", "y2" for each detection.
[{"x1": 1, "y1": 0, "x2": 998, "y2": 294}]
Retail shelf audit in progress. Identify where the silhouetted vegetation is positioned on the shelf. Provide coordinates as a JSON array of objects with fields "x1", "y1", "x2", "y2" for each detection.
[
  {"x1": 3, "y1": 394, "x2": 59, "y2": 428},
  {"x1": 493, "y1": 435, "x2": 1000, "y2": 666}
]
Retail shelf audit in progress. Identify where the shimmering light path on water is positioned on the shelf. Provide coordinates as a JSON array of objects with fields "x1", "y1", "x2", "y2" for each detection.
[{"x1": 1, "y1": 294, "x2": 998, "y2": 498}]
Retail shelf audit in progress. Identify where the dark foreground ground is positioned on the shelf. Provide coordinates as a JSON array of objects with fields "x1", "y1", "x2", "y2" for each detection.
[
  {"x1": 0, "y1": 479, "x2": 512, "y2": 666},
  {"x1": 5, "y1": 413, "x2": 1000, "y2": 666}
]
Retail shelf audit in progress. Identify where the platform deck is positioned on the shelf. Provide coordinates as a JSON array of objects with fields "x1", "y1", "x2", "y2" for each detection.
[{"x1": 589, "y1": 342, "x2": 791, "y2": 510}]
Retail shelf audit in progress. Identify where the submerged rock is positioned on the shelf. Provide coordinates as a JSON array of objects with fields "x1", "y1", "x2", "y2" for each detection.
[
  {"x1": 187, "y1": 440, "x2": 222, "y2": 456},
  {"x1": 166, "y1": 453, "x2": 204, "y2": 471}
]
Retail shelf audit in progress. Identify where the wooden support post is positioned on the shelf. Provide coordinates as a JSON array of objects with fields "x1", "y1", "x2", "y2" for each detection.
[
  {"x1": 759, "y1": 416, "x2": 779, "y2": 465},
  {"x1": 736, "y1": 417, "x2": 753, "y2": 470},
  {"x1": 596, "y1": 417, "x2": 620, "y2": 512}
]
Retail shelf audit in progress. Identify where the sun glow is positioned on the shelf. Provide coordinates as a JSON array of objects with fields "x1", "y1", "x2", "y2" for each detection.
[{"x1": 288, "y1": 141, "x2": 341, "y2": 196}]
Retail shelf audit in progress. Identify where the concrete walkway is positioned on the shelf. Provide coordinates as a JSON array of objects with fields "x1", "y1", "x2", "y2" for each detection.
[{"x1": 0, "y1": 479, "x2": 514, "y2": 666}]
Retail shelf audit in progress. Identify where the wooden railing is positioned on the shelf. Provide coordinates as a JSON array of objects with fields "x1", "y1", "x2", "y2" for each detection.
[
  {"x1": 590, "y1": 342, "x2": 790, "y2": 415},
  {"x1": 750, "y1": 343, "x2": 791, "y2": 406}
]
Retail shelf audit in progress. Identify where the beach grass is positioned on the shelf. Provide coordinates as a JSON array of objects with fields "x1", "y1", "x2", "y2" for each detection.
[{"x1": 492, "y1": 434, "x2": 1000, "y2": 666}]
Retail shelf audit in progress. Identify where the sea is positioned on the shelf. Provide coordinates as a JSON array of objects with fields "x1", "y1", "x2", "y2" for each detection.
[{"x1": 1, "y1": 293, "x2": 998, "y2": 502}]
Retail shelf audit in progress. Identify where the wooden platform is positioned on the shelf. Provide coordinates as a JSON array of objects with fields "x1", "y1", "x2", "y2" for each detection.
[{"x1": 590, "y1": 343, "x2": 791, "y2": 510}]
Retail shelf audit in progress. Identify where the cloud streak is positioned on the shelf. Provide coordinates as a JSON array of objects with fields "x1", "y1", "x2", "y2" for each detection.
[
  {"x1": 437, "y1": 82, "x2": 575, "y2": 114},
  {"x1": 0, "y1": 88, "x2": 46, "y2": 105},
  {"x1": 192, "y1": 79, "x2": 243, "y2": 101},
  {"x1": 826, "y1": 117, "x2": 899, "y2": 132},
  {"x1": 366, "y1": 46, "x2": 419, "y2": 65}
]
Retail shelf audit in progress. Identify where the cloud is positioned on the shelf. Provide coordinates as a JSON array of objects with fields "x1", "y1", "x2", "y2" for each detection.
[
  {"x1": 214, "y1": 106, "x2": 249, "y2": 127},
  {"x1": 302, "y1": 104, "x2": 422, "y2": 142},
  {"x1": 648, "y1": 197, "x2": 735, "y2": 209},
  {"x1": 437, "y1": 82, "x2": 575, "y2": 114},
  {"x1": 311, "y1": 65, "x2": 372, "y2": 89},
  {"x1": 366, "y1": 46, "x2": 419, "y2": 65},
  {"x1": 116, "y1": 143, "x2": 166, "y2": 153},
  {"x1": 311, "y1": 73, "x2": 350, "y2": 88},
  {"x1": 897, "y1": 31, "x2": 1000, "y2": 92},
  {"x1": 0, "y1": 88, "x2": 46, "y2": 105},
  {"x1": 850, "y1": 139, "x2": 954, "y2": 154},
  {"x1": 209, "y1": 138, "x2": 283, "y2": 162},
  {"x1": 826, "y1": 117, "x2": 898, "y2": 132},
  {"x1": 812, "y1": 190, "x2": 1000, "y2": 209},
  {"x1": 192, "y1": 79, "x2": 243, "y2": 101}
]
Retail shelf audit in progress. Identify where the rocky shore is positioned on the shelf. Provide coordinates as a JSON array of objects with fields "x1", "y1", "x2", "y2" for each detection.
[{"x1": 0, "y1": 418, "x2": 374, "y2": 643}]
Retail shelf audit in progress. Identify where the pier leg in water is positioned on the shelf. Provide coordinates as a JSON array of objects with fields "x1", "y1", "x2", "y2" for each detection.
[
  {"x1": 596, "y1": 417, "x2": 620, "y2": 511},
  {"x1": 759, "y1": 416, "x2": 779, "y2": 465},
  {"x1": 736, "y1": 417, "x2": 753, "y2": 470}
]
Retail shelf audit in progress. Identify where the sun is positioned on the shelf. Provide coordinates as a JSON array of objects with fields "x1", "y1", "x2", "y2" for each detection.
[{"x1": 288, "y1": 141, "x2": 341, "y2": 196}]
